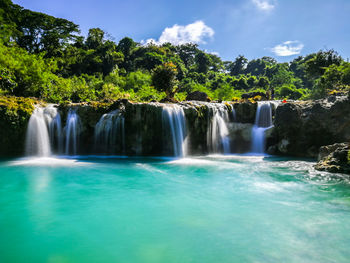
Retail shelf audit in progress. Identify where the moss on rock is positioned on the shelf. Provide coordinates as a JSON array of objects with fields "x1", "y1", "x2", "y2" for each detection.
[{"x1": 0, "y1": 96, "x2": 37, "y2": 156}]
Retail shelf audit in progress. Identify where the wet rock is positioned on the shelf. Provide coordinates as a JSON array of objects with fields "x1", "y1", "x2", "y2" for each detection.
[
  {"x1": 278, "y1": 139, "x2": 290, "y2": 154},
  {"x1": 315, "y1": 143, "x2": 350, "y2": 174},
  {"x1": 318, "y1": 143, "x2": 348, "y2": 161},
  {"x1": 233, "y1": 102, "x2": 257, "y2": 124},
  {"x1": 273, "y1": 95, "x2": 350, "y2": 157},
  {"x1": 159, "y1": 97, "x2": 178, "y2": 103},
  {"x1": 267, "y1": 145, "x2": 278, "y2": 155},
  {"x1": 0, "y1": 96, "x2": 36, "y2": 156},
  {"x1": 228, "y1": 123, "x2": 253, "y2": 153}
]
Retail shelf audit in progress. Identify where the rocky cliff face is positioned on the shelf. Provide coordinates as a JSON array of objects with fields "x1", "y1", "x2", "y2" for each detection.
[
  {"x1": 12, "y1": 100, "x2": 257, "y2": 156},
  {"x1": 2, "y1": 94, "x2": 349, "y2": 160},
  {"x1": 271, "y1": 95, "x2": 350, "y2": 158},
  {"x1": 0, "y1": 96, "x2": 35, "y2": 156}
]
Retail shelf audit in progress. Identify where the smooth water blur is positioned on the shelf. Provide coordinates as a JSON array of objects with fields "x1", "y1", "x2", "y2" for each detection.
[{"x1": 1, "y1": 155, "x2": 350, "y2": 263}]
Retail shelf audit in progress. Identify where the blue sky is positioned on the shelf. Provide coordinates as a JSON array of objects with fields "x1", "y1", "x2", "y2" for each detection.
[{"x1": 14, "y1": 0, "x2": 350, "y2": 62}]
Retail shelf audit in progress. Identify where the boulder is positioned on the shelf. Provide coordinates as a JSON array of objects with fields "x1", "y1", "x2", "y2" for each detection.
[
  {"x1": 186, "y1": 91, "x2": 209, "y2": 102},
  {"x1": 317, "y1": 142, "x2": 349, "y2": 161},
  {"x1": 233, "y1": 102, "x2": 257, "y2": 124},
  {"x1": 315, "y1": 143, "x2": 350, "y2": 174},
  {"x1": 228, "y1": 123, "x2": 254, "y2": 153},
  {"x1": 272, "y1": 95, "x2": 350, "y2": 157}
]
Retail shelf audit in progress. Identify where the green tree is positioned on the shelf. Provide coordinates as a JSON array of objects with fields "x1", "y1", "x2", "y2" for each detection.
[
  {"x1": 245, "y1": 59, "x2": 267, "y2": 76},
  {"x1": 4, "y1": 2, "x2": 80, "y2": 57},
  {"x1": 233, "y1": 76, "x2": 249, "y2": 90},
  {"x1": 257, "y1": 76, "x2": 269, "y2": 89},
  {"x1": 226, "y1": 55, "x2": 248, "y2": 76},
  {"x1": 275, "y1": 84, "x2": 305, "y2": 100},
  {"x1": 195, "y1": 52, "x2": 211, "y2": 74},
  {"x1": 124, "y1": 71, "x2": 151, "y2": 92},
  {"x1": 152, "y1": 62, "x2": 178, "y2": 99},
  {"x1": 86, "y1": 28, "x2": 105, "y2": 50},
  {"x1": 117, "y1": 37, "x2": 138, "y2": 72},
  {"x1": 313, "y1": 62, "x2": 350, "y2": 97},
  {"x1": 305, "y1": 49, "x2": 343, "y2": 79},
  {"x1": 175, "y1": 43, "x2": 200, "y2": 68}
]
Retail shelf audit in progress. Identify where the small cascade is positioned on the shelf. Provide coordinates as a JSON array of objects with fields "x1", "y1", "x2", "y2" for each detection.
[
  {"x1": 231, "y1": 105, "x2": 237, "y2": 122},
  {"x1": 251, "y1": 101, "x2": 274, "y2": 154},
  {"x1": 207, "y1": 105, "x2": 231, "y2": 154},
  {"x1": 64, "y1": 109, "x2": 81, "y2": 155},
  {"x1": 94, "y1": 110, "x2": 125, "y2": 154},
  {"x1": 25, "y1": 107, "x2": 51, "y2": 157},
  {"x1": 162, "y1": 105, "x2": 187, "y2": 157},
  {"x1": 44, "y1": 105, "x2": 63, "y2": 154}
]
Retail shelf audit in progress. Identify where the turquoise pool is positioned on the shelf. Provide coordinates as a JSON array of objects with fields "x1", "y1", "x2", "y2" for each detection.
[{"x1": 0, "y1": 155, "x2": 349, "y2": 262}]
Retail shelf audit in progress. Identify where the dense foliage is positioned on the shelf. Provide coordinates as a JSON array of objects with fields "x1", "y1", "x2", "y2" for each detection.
[
  {"x1": 0, "y1": 0, "x2": 349, "y2": 103},
  {"x1": 0, "y1": 96, "x2": 36, "y2": 155}
]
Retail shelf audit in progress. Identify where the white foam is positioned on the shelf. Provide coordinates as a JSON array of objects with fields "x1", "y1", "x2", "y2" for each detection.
[
  {"x1": 9, "y1": 157, "x2": 91, "y2": 167},
  {"x1": 167, "y1": 157, "x2": 241, "y2": 168},
  {"x1": 167, "y1": 158, "x2": 215, "y2": 165},
  {"x1": 253, "y1": 181, "x2": 300, "y2": 193},
  {"x1": 207, "y1": 154, "x2": 266, "y2": 160}
]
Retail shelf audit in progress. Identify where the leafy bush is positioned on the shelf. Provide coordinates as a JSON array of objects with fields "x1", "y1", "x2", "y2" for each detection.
[
  {"x1": 275, "y1": 84, "x2": 306, "y2": 100},
  {"x1": 152, "y1": 62, "x2": 178, "y2": 99}
]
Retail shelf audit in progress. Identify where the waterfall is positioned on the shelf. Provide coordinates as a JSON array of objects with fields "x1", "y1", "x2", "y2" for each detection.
[
  {"x1": 94, "y1": 110, "x2": 125, "y2": 155},
  {"x1": 25, "y1": 107, "x2": 51, "y2": 157},
  {"x1": 44, "y1": 105, "x2": 63, "y2": 154},
  {"x1": 231, "y1": 105, "x2": 237, "y2": 122},
  {"x1": 162, "y1": 105, "x2": 187, "y2": 157},
  {"x1": 207, "y1": 105, "x2": 231, "y2": 154},
  {"x1": 251, "y1": 102, "x2": 273, "y2": 154},
  {"x1": 65, "y1": 109, "x2": 81, "y2": 155}
]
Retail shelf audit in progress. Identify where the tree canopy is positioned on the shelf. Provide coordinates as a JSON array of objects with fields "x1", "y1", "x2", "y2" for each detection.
[{"x1": 0, "y1": 0, "x2": 349, "y2": 102}]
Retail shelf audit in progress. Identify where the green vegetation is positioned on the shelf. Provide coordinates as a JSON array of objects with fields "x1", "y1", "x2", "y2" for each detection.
[
  {"x1": 152, "y1": 62, "x2": 178, "y2": 100},
  {"x1": 0, "y1": 0, "x2": 349, "y2": 103},
  {"x1": 0, "y1": 96, "x2": 36, "y2": 155}
]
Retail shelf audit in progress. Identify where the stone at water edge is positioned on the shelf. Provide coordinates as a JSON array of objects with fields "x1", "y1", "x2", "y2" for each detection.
[
  {"x1": 315, "y1": 143, "x2": 350, "y2": 174},
  {"x1": 317, "y1": 143, "x2": 349, "y2": 161},
  {"x1": 273, "y1": 95, "x2": 350, "y2": 158}
]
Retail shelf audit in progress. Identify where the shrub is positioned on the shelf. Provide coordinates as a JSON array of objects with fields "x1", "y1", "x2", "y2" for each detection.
[{"x1": 152, "y1": 62, "x2": 178, "y2": 99}]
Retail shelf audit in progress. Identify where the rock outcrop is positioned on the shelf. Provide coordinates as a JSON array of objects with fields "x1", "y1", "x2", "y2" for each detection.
[
  {"x1": 0, "y1": 96, "x2": 35, "y2": 156},
  {"x1": 233, "y1": 101, "x2": 257, "y2": 123},
  {"x1": 2, "y1": 93, "x2": 350, "y2": 161},
  {"x1": 315, "y1": 143, "x2": 350, "y2": 174},
  {"x1": 186, "y1": 91, "x2": 209, "y2": 102},
  {"x1": 272, "y1": 95, "x2": 350, "y2": 157}
]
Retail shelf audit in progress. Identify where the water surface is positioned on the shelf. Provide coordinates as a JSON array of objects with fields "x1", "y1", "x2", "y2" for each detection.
[{"x1": 0, "y1": 155, "x2": 349, "y2": 263}]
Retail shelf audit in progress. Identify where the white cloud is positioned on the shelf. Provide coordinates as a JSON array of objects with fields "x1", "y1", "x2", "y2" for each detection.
[
  {"x1": 209, "y1": 51, "x2": 220, "y2": 56},
  {"x1": 142, "y1": 20, "x2": 214, "y2": 46},
  {"x1": 252, "y1": 0, "x2": 275, "y2": 11},
  {"x1": 270, "y1": 41, "x2": 304, "y2": 56}
]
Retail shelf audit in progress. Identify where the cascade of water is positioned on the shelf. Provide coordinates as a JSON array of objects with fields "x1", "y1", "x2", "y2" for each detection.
[
  {"x1": 94, "y1": 110, "x2": 125, "y2": 154},
  {"x1": 254, "y1": 102, "x2": 273, "y2": 128},
  {"x1": 207, "y1": 105, "x2": 231, "y2": 154},
  {"x1": 251, "y1": 101, "x2": 274, "y2": 153},
  {"x1": 25, "y1": 107, "x2": 51, "y2": 157},
  {"x1": 231, "y1": 105, "x2": 237, "y2": 122},
  {"x1": 162, "y1": 105, "x2": 187, "y2": 157},
  {"x1": 65, "y1": 109, "x2": 81, "y2": 155},
  {"x1": 44, "y1": 105, "x2": 63, "y2": 154}
]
